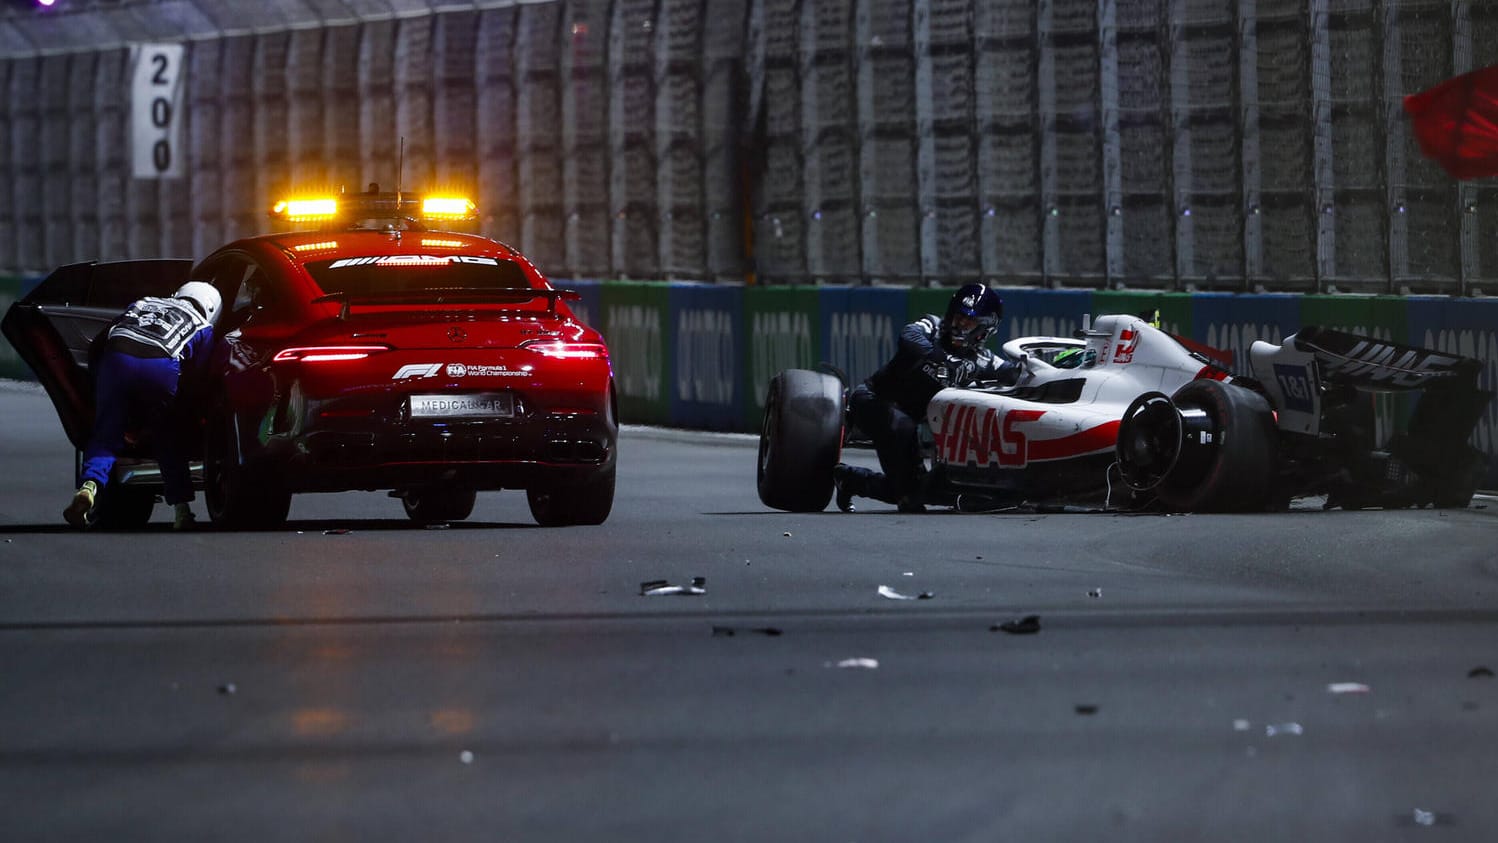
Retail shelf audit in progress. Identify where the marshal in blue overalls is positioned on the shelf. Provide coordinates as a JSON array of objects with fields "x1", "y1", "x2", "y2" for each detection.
[{"x1": 65, "y1": 281, "x2": 222, "y2": 530}]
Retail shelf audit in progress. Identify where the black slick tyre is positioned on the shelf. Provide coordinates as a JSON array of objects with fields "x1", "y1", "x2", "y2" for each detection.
[
  {"x1": 90, "y1": 484, "x2": 157, "y2": 530},
  {"x1": 402, "y1": 487, "x2": 477, "y2": 524},
  {"x1": 1155, "y1": 379, "x2": 1278, "y2": 513},
  {"x1": 204, "y1": 415, "x2": 292, "y2": 529},
  {"x1": 756, "y1": 368, "x2": 844, "y2": 512},
  {"x1": 527, "y1": 467, "x2": 615, "y2": 526}
]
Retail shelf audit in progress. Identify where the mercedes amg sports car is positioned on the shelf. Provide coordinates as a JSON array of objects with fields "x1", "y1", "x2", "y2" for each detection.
[
  {"x1": 3, "y1": 190, "x2": 617, "y2": 528},
  {"x1": 757, "y1": 313, "x2": 1491, "y2": 513}
]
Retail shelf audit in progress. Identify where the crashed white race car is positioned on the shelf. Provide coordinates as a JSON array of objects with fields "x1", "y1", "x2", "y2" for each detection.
[{"x1": 757, "y1": 313, "x2": 1492, "y2": 513}]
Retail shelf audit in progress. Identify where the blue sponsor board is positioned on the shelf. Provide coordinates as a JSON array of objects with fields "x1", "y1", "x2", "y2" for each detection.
[
  {"x1": 998, "y1": 288, "x2": 1092, "y2": 346},
  {"x1": 819, "y1": 286, "x2": 909, "y2": 386},
  {"x1": 1190, "y1": 293, "x2": 1300, "y2": 376},
  {"x1": 555, "y1": 278, "x2": 603, "y2": 333},
  {"x1": 1403, "y1": 296, "x2": 1448, "y2": 351},
  {"x1": 669, "y1": 283, "x2": 744, "y2": 430}
]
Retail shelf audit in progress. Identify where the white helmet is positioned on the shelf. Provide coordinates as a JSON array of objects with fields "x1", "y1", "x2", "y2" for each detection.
[{"x1": 174, "y1": 281, "x2": 222, "y2": 325}]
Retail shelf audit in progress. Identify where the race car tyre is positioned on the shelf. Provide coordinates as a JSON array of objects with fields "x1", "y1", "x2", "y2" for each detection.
[
  {"x1": 757, "y1": 368, "x2": 844, "y2": 512},
  {"x1": 527, "y1": 467, "x2": 615, "y2": 526},
  {"x1": 90, "y1": 484, "x2": 157, "y2": 530},
  {"x1": 204, "y1": 416, "x2": 292, "y2": 529},
  {"x1": 402, "y1": 487, "x2": 477, "y2": 524},
  {"x1": 1433, "y1": 446, "x2": 1488, "y2": 509},
  {"x1": 1155, "y1": 379, "x2": 1278, "y2": 513}
]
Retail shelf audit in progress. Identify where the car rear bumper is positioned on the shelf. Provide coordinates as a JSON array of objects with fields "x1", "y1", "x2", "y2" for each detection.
[{"x1": 272, "y1": 414, "x2": 616, "y2": 492}]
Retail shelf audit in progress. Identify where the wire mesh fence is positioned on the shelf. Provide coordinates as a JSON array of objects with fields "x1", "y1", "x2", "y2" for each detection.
[{"x1": 0, "y1": 0, "x2": 1493, "y2": 294}]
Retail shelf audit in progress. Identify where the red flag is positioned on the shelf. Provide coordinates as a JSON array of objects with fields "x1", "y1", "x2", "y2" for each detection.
[{"x1": 1404, "y1": 64, "x2": 1498, "y2": 180}]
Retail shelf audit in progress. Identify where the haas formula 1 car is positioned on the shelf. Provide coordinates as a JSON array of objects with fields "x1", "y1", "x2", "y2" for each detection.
[{"x1": 757, "y1": 314, "x2": 1492, "y2": 513}]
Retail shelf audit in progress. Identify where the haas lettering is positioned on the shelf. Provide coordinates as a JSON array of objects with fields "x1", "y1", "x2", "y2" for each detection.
[{"x1": 934, "y1": 405, "x2": 1046, "y2": 468}]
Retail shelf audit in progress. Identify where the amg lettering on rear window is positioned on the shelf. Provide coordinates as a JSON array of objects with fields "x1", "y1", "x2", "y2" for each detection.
[{"x1": 328, "y1": 255, "x2": 499, "y2": 268}]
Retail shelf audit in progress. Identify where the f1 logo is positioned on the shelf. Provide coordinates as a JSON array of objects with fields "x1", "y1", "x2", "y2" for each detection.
[{"x1": 392, "y1": 363, "x2": 442, "y2": 380}]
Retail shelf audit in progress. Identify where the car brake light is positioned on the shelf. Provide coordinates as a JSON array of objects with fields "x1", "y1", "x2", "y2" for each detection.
[
  {"x1": 521, "y1": 340, "x2": 609, "y2": 360},
  {"x1": 274, "y1": 345, "x2": 392, "y2": 363}
]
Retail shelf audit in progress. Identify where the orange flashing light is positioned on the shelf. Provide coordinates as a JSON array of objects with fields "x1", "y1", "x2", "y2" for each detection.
[
  {"x1": 421, "y1": 196, "x2": 477, "y2": 220},
  {"x1": 271, "y1": 197, "x2": 339, "y2": 222}
]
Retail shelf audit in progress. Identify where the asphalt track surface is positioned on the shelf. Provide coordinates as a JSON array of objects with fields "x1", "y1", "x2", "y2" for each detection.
[{"x1": 1, "y1": 379, "x2": 1496, "y2": 842}]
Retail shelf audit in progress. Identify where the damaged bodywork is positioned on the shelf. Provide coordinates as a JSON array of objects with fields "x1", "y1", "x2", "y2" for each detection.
[{"x1": 757, "y1": 314, "x2": 1492, "y2": 513}]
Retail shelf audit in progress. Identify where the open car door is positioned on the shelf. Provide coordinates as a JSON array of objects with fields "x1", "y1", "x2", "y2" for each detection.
[{"x1": 1, "y1": 260, "x2": 193, "y2": 450}]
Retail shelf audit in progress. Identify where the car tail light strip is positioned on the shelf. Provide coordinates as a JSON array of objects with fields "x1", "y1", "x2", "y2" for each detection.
[
  {"x1": 520, "y1": 340, "x2": 609, "y2": 360},
  {"x1": 274, "y1": 345, "x2": 393, "y2": 363}
]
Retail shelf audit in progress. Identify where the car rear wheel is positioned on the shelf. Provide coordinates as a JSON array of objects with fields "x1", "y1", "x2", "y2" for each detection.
[
  {"x1": 204, "y1": 416, "x2": 292, "y2": 529},
  {"x1": 90, "y1": 484, "x2": 157, "y2": 530},
  {"x1": 402, "y1": 487, "x2": 477, "y2": 524},
  {"x1": 756, "y1": 369, "x2": 844, "y2": 512},
  {"x1": 527, "y1": 467, "x2": 615, "y2": 527},
  {"x1": 1152, "y1": 379, "x2": 1278, "y2": 512}
]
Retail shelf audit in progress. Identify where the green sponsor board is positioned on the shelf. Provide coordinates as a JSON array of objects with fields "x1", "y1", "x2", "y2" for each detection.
[
  {"x1": 743, "y1": 286, "x2": 820, "y2": 431},
  {"x1": 600, "y1": 282, "x2": 671, "y2": 425},
  {"x1": 907, "y1": 288, "x2": 950, "y2": 324},
  {"x1": 1091, "y1": 291, "x2": 1193, "y2": 338},
  {"x1": 1297, "y1": 295, "x2": 1407, "y2": 342},
  {"x1": 0, "y1": 276, "x2": 27, "y2": 381}
]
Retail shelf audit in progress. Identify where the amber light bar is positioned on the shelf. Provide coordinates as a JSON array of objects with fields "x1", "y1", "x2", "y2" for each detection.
[{"x1": 421, "y1": 196, "x2": 478, "y2": 220}]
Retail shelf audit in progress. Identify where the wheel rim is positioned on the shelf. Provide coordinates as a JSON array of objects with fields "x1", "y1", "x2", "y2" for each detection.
[
  {"x1": 1117, "y1": 393, "x2": 1183, "y2": 491},
  {"x1": 757, "y1": 386, "x2": 779, "y2": 480}
]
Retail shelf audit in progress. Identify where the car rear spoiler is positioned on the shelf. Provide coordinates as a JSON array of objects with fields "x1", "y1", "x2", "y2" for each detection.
[
  {"x1": 1290, "y1": 326, "x2": 1481, "y2": 391},
  {"x1": 312, "y1": 288, "x2": 584, "y2": 319}
]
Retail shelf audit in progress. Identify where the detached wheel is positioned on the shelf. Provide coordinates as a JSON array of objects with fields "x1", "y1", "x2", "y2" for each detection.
[
  {"x1": 1154, "y1": 379, "x2": 1278, "y2": 512},
  {"x1": 528, "y1": 467, "x2": 615, "y2": 526},
  {"x1": 91, "y1": 484, "x2": 157, "y2": 530},
  {"x1": 402, "y1": 487, "x2": 477, "y2": 524},
  {"x1": 757, "y1": 368, "x2": 844, "y2": 512},
  {"x1": 204, "y1": 415, "x2": 291, "y2": 529}
]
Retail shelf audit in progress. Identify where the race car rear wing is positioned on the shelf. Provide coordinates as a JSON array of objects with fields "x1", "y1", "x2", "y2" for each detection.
[
  {"x1": 1250, "y1": 326, "x2": 1491, "y2": 441},
  {"x1": 1290, "y1": 326, "x2": 1480, "y2": 391}
]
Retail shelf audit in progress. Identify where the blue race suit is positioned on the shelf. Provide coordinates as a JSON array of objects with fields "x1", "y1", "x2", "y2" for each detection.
[
  {"x1": 841, "y1": 314, "x2": 1019, "y2": 505},
  {"x1": 80, "y1": 297, "x2": 215, "y2": 506}
]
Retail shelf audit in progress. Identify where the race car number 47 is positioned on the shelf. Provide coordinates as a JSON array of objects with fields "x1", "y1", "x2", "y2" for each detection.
[{"x1": 410, "y1": 393, "x2": 514, "y2": 418}]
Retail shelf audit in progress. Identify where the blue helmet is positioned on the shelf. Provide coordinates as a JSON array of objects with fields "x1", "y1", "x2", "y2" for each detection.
[{"x1": 942, "y1": 283, "x2": 1003, "y2": 350}]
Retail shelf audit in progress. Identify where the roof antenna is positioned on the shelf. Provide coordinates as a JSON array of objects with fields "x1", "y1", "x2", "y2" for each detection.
[{"x1": 395, "y1": 136, "x2": 404, "y2": 207}]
